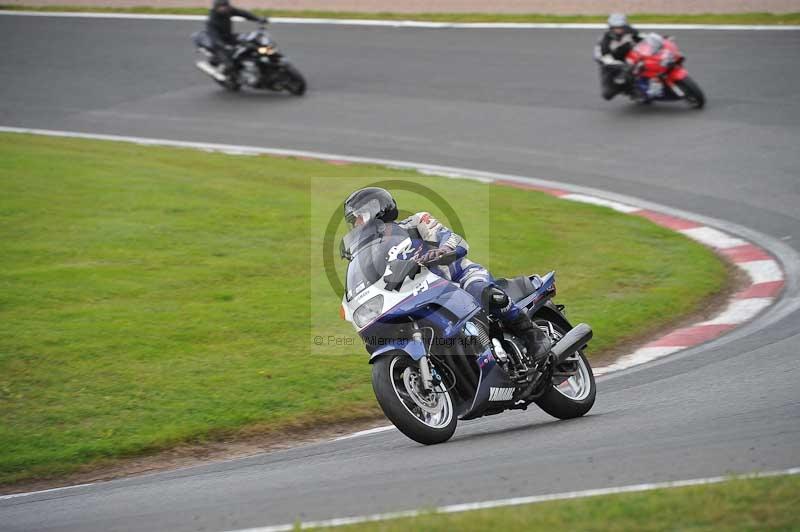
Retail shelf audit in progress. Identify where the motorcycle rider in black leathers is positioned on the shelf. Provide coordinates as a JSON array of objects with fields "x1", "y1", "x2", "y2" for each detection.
[
  {"x1": 343, "y1": 187, "x2": 553, "y2": 365},
  {"x1": 207, "y1": 0, "x2": 267, "y2": 78},
  {"x1": 593, "y1": 13, "x2": 642, "y2": 100}
]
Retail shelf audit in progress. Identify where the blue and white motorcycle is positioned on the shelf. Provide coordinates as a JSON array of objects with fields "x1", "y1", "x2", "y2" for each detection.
[{"x1": 341, "y1": 220, "x2": 596, "y2": 444}]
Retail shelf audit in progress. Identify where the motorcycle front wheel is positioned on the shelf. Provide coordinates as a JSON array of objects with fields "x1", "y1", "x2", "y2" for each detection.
[
  {"x1": 372, "y1": 354, "x2": 457, "y2": 445},
  {"x1": 282, "y1": 65, "x2": 306, "y2": 96},
  {"x1": 676, "y1": 76, "x2": 705, "y2": 109},
  {"x1": 534, "y1": 321, "x2": 596, "y2": 419}
]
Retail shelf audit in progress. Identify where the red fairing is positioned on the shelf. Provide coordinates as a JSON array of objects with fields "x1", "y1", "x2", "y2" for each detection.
[
  {"x1": 668, "y1": 66, "x2": 689, "y2": 81},
  {"x1": 626, "y1": 36, "x2": 687, "y2": 84}
]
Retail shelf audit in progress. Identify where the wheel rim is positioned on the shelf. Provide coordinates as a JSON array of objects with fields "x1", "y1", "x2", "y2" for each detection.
[
  {"x1": 554, "y1": 352, "x2": 592, "y2": 401},
  {"x1": 389, "y1": 357, "x2": 453, "y2": 429},
  {"x1": 543, "y1": 324, "x2": 592, "y2": 401}
]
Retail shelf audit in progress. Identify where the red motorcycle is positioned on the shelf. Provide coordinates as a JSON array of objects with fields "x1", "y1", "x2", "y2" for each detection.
[{"x1": 625, "y1": 33, "x2": 705, "y2": 109}]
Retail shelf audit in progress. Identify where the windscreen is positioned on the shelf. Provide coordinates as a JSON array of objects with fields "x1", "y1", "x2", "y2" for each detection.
[
  {"x1": 643, "y1": 33, "x2": 664, "y2": 55},
  {"x1": 257, "y1": 31, "x2": 274, "y2": 46},
  {"x1": 341, "y1": 219, "x2": 384, "y2": 260},
  {"x1": 344, "y1": 222, "x2": 414, "y2": 301}
]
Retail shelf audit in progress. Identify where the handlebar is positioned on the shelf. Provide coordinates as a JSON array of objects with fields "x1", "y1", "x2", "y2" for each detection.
[{"x1": 421, "y1": 250, "x2": 459, "y2": 267}]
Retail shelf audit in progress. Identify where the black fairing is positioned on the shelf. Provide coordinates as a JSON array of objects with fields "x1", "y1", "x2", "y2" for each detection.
[
  {"x1": 383, "y1": 260, "x2": 420, "y2": 291},
  {"x1": 532, "y1": 301, "x2": 573, "y2": 332}
]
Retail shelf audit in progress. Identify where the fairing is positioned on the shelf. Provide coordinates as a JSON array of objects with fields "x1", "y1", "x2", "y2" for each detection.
[
  {"x1": 368, "y1": 338, "x2": 427, "y2": 362},
  {"x1": 460, "y1": 347, "x2": 515, "y2": 420},
  {"x1": 627, "y1": 35, "x2": 687, "y2": 87}
]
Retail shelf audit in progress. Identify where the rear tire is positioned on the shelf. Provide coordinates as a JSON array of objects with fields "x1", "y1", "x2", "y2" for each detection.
[
  {"x1": 534, "y1": 322, "x2": 596, "y2": 419},
  {"x1": 676, "y1": 76, "x2": 705, "y2": 109},
  {"x1": 372, "y1": 354, "x2": 457, "y2": 445},
  {"x1": 215, "y1": 78, "x2": 240, "y2": 92}
]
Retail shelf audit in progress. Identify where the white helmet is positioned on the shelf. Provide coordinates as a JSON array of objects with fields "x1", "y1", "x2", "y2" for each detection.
[{"x1": 607, "y1": 13, "x2": 628, "y2": 28}]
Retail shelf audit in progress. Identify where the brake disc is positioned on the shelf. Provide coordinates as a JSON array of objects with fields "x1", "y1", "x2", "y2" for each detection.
[{"x1": 402, "y1": 367, "x2": 442, "y2": 414}]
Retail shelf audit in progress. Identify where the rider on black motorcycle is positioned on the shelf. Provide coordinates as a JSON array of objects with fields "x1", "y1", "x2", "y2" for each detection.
[
  {"x1": 343, "y1": 187, "x2": 552, "y2": 364},
  {"x1": 593, "y1": 13, "x2": 642, "y2": 100},
  {"x1": 207, "y1": 0, "x2": 267, "y2": 78}
]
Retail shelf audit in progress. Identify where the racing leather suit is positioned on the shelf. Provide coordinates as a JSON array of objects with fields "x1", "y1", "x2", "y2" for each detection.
[
  {"x1": 206, "y1": 4, "x2": 262, "y2": 74},
  {"x1": 593, "y1": 27, "x2": 642, "y2": 100},
  {"x1": 398, "y1": 212, "x2": 551, "y2": 361},
  {"x1": 398, "y1": 212, "x2": 490, "y2": 302}
]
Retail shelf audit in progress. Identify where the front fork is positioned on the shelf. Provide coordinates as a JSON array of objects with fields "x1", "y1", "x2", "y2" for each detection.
[
  {"x1": 665, "y1": 65, "x2": 689, "y2": 97},
  {"x1": 413, "y1": 325, "x2": 435, "y2": 392},
  {"x1": 668, "y1": 79, "x2": 685, "y2": 98}
]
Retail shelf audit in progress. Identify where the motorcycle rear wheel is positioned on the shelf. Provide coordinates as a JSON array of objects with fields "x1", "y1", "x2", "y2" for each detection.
[
  {"x1": 534, "y1": 322, "x2": 596, "y2": 419},
  {"x1": 215, "y1": 78, "x2": 241, "y2": 92},
  {"x1": 372, "y1": 354, "x2": 457, "y2": 445},
  {"x1": 676, "y1": 76, "x2": 705, "y2": 109}
]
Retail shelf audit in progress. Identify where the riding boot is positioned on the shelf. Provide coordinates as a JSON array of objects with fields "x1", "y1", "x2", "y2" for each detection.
[
  {"x1": 504, "y1": 312, "x2": 552, "y2": 366},
  {"x1": 480, "y1": 285, "x2": 552, "y2": 365}
]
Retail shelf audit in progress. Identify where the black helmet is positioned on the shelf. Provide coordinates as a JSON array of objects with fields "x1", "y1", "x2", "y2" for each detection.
[
  {"x1": 343, "y1": 187, "x2": 398, "y2": 228},
  {"x1": 213, "y1": 0, "x2": 230, "y2": 7}
]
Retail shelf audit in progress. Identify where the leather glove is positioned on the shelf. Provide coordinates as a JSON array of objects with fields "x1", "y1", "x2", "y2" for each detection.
[
  {"x1": 418, "y1": 247, "x2": 452, "y2": 265},
  {"x1": 601, "y1": 54, "x2": 621, "y2": 66}
]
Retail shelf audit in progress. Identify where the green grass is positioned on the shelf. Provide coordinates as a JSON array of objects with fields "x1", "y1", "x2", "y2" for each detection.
[
  {"x1": 331, "y1": 474, "x2": 800, "y2": 531},
  {"x1": 0, "y1": 133, "x2": 726, "y2": 485},
  {"x1": 1, "y1": 5, "x2": 799, "y2": 25}
]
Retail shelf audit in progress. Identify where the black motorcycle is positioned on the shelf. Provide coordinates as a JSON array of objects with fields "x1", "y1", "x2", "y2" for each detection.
[{"x1": 192, "y1": 25, "x2": 306, "y2": 96}]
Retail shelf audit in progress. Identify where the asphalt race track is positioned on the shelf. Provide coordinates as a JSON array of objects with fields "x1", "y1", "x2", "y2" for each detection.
[{"x1": 1, "y1": 14, "x2": 799, "y2": 532}]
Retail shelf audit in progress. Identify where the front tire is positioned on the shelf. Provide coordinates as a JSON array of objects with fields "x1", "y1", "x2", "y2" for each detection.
[
  {"x1": 282, "y1": 65, "x2": 306, "y2": 96},
  {"x1": 534, "y1": 322, "x2": 596, "y2": 419},
  {"x1": 372, "y1": 354, "x2": 457, "y2": 445},
  {"x1": 676, "y1": 76, "x2": 705, "y2": 109}
]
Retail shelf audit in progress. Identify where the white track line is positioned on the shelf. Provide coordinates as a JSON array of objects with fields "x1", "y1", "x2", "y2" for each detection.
[
  {"x1": 593, "y1": 346, "x2": 684, "y2": 375},
  {"x1": 740, "y1": 260, "x2": 785, "y2": 284},
  {"x1": 0, "y1": 482, "x2": 95, "y2": 501},
  {"x1": 680, "y1": 226, "x2": 748, "y2": 249},
  {"x1": 1, "y1": 10, "x2": 800, "y2": 30},
  {"x1": 332, "y1": 426, "x2": 395, "y2": 441},
  {"x1": 699, "y1": 298, "x2": 774, "y2": 326},
  {"x1": 559, "y1": 193, "x2": 641, "y2": 213},
  {"x1": 225, "y1": 467, "x2": 800, "y2": 532}
]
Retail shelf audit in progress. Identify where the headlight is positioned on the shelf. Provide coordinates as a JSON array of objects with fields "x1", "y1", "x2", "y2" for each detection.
[
  {"x1": 353, "y1": 295, "x2": 384, "y2": 328},
  {"x1": 258, "y1": 46, "x2": 276, "y2": 55}
]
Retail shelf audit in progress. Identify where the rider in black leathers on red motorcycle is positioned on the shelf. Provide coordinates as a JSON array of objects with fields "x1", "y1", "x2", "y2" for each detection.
[{"x1": 593, "y1": 13, "x2": 642, "y2": 100}]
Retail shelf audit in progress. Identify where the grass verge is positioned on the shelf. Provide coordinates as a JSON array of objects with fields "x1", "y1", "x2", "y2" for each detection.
[
  {"x1": 330, "y1": 474, "x2": 800, "y2": 531},
  {"x1": 1, "y1": 6, "x2": 799, "y2": 25},
  {"x1": 0, "y1": 132, "x2": 726, "y2": 486}
]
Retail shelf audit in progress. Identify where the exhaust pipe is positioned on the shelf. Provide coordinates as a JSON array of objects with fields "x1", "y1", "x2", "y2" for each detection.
[
  {"x1": 551, "y1": 323, "x2": 592, "y2": 365},
  {"x1": 195, "y1": 60, "x2": 227, "y2": 82}
]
